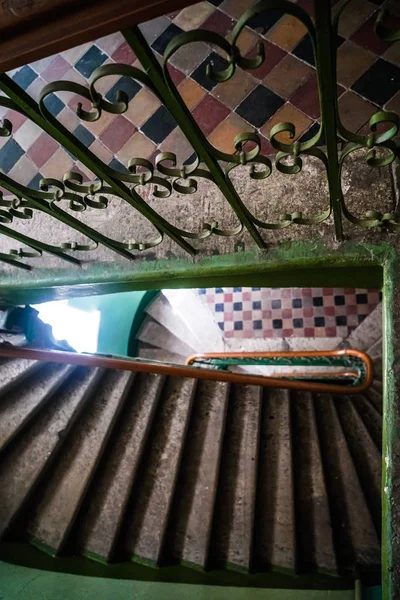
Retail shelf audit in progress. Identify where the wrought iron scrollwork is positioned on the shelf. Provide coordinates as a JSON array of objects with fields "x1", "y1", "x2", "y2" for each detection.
[{"x1": 0, "y1": 0, "x2": 397, "y2": 269}]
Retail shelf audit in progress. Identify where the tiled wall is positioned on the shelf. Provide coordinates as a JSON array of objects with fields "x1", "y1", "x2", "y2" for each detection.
[
  {"x1": 0, "y1": 0, "x2": 398, "y2": 189},
  {"x1": 197, "y1": 287, "x2": 381, "y2": 338}
]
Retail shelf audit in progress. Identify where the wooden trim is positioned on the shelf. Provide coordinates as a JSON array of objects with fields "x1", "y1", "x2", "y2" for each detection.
[{"x1": 0, "y1": 0, "x2": 196, "y2": 73}]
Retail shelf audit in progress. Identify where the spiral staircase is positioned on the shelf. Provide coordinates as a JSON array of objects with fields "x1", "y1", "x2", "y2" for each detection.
[{"x1": 0, "y1": 295, "x2": 383, "y2": 588}]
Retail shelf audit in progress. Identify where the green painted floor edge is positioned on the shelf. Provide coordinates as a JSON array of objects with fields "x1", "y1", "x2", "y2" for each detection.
[
  {"x1": 0, "y1": 559, "x2": 356, "y2": 600},
  {"x1": 0, "y1": 543, "x2": 355, "y2": 591}
]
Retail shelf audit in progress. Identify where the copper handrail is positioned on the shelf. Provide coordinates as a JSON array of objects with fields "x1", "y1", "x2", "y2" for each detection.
[
  {"x1": 186, "y1": 349, "x2": 374, "y2": 394},
  {"x1": 0, "y1": 345, "x2": 373, "y2": 395}
]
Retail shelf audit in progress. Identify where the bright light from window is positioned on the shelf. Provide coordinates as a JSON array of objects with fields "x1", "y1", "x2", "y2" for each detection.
[{"x1": 32, "y1": 301, "x2": 100, "y2": 353}]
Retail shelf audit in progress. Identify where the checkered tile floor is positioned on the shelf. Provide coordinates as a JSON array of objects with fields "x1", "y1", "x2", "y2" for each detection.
[
  {"x1": 0, "y1": 0, "x2": 398, "y2": 188},
  {"x1": 197, "y1": 287, "x2": 382, "y2": 338}
]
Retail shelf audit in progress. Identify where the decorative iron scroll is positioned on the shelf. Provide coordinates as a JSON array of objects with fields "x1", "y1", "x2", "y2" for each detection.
[{"x1": 0, "y1": 0, "x2": 397, "y2": 269}]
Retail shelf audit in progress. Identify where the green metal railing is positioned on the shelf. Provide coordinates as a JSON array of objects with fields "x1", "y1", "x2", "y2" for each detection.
[{"x1": 0, "y1": 0, "x2": 398, "y2": 270}]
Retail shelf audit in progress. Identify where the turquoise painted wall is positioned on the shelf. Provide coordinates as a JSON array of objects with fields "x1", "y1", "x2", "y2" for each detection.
[{"x1": 68, "y1": 290, "x2": 149, "y2": 356}]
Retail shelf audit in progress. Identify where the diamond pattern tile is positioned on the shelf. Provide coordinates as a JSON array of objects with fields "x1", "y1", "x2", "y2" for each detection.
[{"x1": 0, "y1": 0, "x2": 397, "y2": 186}]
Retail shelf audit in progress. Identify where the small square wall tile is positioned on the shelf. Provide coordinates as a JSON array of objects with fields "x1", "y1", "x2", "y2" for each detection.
[
  {"x1": 169, "y1": 42, "x2": 210, "y2": 76},
  {"x1": 247, "y1": 9, "x2": 283, "y2": 35},
  {"x1": 261, "y1": 102, "x2": 312, "y2": 142},
  {"x1": 351, "y1": 13, "x2": 393, "y2": 55},
  {"x1": 85, "y1": 110, "x2": 115, "y2": 136},
  {"x1": 236, "y1": 84, "x2": 284, "y2": 128},
  {"x1": 352, "y1": 59, "x2": 400, "y2": 106},
  {"x1": 173, "y1": 2, "x2": 215, "y2": 30},
  {"x1": 160, "y1": 127, "x2": 194, "y2": 165},
  {"x1": 245, "y1": 41, "x2": 286, "y2": 80},
  {"x1": 385, "y1": 91, "x2": 400, "y2": 114},
  {"x1": 337, "y1": 0, "x2": 377, "y2": 38},
  {"x1": 3, "y1": 110, "x2": 27, "y2": 134},
  {"x1": 161, "y1": 67, "x2": 182, "y2": 90},
  {"x1": 264, "y1": 54, "x2": 314, "y2": 100},
  {"x1": 292, "y1": 35, "x2": 315, "y2": 66},
  {"x1": 28, "y1": 172, "x2": 44, "y2": 190},
  {"x1": 192, "y1": 94, "x2": 230, "y2": 136},
  {"x1": 111, "y1": 42, "x2": 136, "y2": 65},
  {"x1": 13, "y1": 119, "x2": 42, "y2": 151},
  {"x1": 40, "y1": 147, "x2": 74, "y2": 178},
  {"x1": 201, "y1": 9, "x2": 235, "y2": 36},
  {"x1": 178, "y1": 78, "x2": 206, "y2": 111},
  {"x1": 290, "y1": 74, "x2": 321, "y2": 119},
  {"x1": 139, "y1": 16, "x2": 170, "y2": 45},
  {"x1": 336, "y1": 40, "x2": 376, "y2": 88},
  {"x1": 0, "y1": 139, "x2": 24, "y2": 173},
  {"x1": 220, "y1": 0, "x2": 252, "y2": 20},
  {"x1": 212, "y1": 69, "x2": 257, "y2": 110},
  {"x1": 73, "y1": 124, "x2": 95, "y2": 147},
  {"x1": 27, "y1": 133, "x2": 59, "y2": 168},
  {"x1": 266, "y1": 14, "x2": 307, "y2": 51},
  {"x1": 12, "y1": 65, "x2": 37, "y2": 90},
  {"x1": 141, "y1": 106, "x2": 177, "y2": 144},
  {"x1": 106, "y1": 77, "x2": 141, "y2": 104},
  {"x1": 30, "y1": 55, "x2": 54, "y2": 75},
  {"x1": 227, "y1": 28, "x2": 258, "y2": 56},
  {"x1": 43, "y1": 94, "x2": 64, "y2": 117},
  {"x1": 124, "y1": 88, "x2": 161, "y2": 127},
  {"x1": 96, "y1": 32, "x2": 125, "y2": 57},
  {"x1": 8, "y1": 155, "x2": 39, "y2": 186},
  {"x1": 75, "y1": 46, "x2": 107, "y2": 79},
  {"x1": 90, "y1": 139, "x2": 113, "y2": 165},
  {"x1": 383, "y1": 43, "x2": 400, "y2": 68},
  {"x1": 299, "y1": 122, "x2": 324, "y2": 144},
  {"x1": 338, "y1": 91, "x2": 377, "y2": 132},
  {"x1": 208, "y1": 112, "x2": 251, "y2": 153},
  {"x1": 41, "y1": 55, "x2": 71, "y2": 82},
  {"x1": 25, "y1": 76, "x2": 46, "y2": 102},
  {"x1": 151, "y1": 23, "x2": 184, "y2": 56},
  {"x1": 100, "y1": 114, "x2": 136, "y2": 152},
  {"x1": 191, "y1": 52, "x2": 230, "y2": 91},
  {"x1": 61, "y1": 42, "x2": 92, "y2": 65},
  {"x1": 117, "y1": 132, "x2": 156, "y2": 164}
]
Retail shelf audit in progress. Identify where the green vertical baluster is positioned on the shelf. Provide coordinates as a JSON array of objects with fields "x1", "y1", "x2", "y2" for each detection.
[
  {"x1": 124, "y1": 26, "x2": 267, "y2": 249},
  {"x1": 313, "y1": 0, "x2": 343, "y2": 240}
]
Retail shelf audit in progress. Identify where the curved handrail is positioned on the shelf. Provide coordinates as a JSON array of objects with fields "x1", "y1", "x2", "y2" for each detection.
[
  {"x1": 0, "y1": 345, "x2": 373, "y2": 395},
  {"x1": 186, "y1": 349, "x2": 374, "y2": 394}
]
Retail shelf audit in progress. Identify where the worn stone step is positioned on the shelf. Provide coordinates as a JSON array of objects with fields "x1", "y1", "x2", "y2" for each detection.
[
  {"x1": 342, "y1": 304, "x2": 382, "y2": 351},
  {"x1": 368, "y1": 337, "x2": 382, "y2": 360},
  {"x1": 351, "y1": 394, "x2": 382, "y2": 451},
  {"x1": 27, "y1": 369, "x2": 133, "y2": 555},
  {"x1": 168, "y1": 380, "x2": 229, "y2": 569},
  {"x1": 0, "y1": 358, "x2": 41, "y2": 397},
  {"x1": 211, "y1": 384, "x2": 261, "y2": 572},
  {"x1": 0, "y1": 367, "x2": 101, "y2": 538},
  {"x1": 78, "y1": 372, "x2": 165, "y2": 563},
  {"x1": 138, "y1": 318, "x2": 195, "y2": 358},
  {"x1": 365, "y1": 386, "x2": 383, "y2": 414},
  {"x1": 0, "y1": 363, "x2": 74, "y2": 453},
  {"x1": 145, "y1": 293, "x2": 200, "y2": 351},
  {"x1": 253, "y1": 388, "x2": 295, "y2": 573},
  {"x1": 137, "y1": 346, "x2": 186, "y2": 365},
  {"x1": 314, "y1": 394, "x2": 381, "y2": 571},
  {"x1": 291, "y1": 391, "x2": 337, "y2": 575},
  {"x1": 162, "y1": 290, "x2": 224, "y2": 352},
  {"x1": 125, "y1": 377, "x2": 196, "y2": 566},
  {"x1": 335, "y1": 396, "x2": 381, "y2": 533}
]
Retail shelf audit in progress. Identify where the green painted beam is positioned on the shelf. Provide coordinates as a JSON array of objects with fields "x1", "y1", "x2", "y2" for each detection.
[{"x1": 0, "y1": 241, "x2": 386, "y2": 305}]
